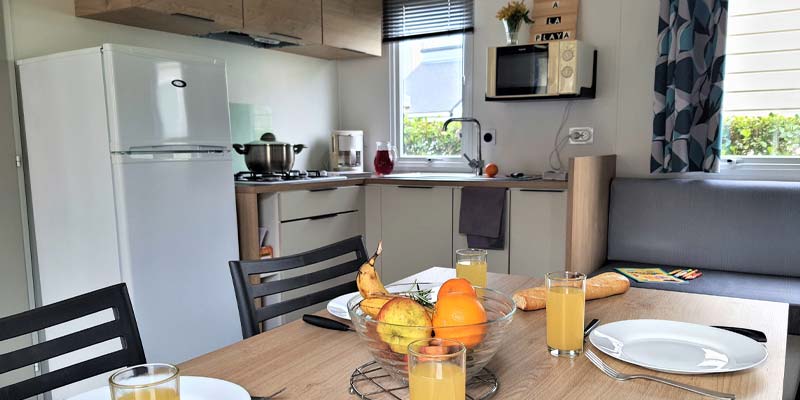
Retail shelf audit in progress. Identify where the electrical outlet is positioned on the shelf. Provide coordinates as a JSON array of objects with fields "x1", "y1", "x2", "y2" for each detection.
[
  {"x1": 483, "y1": 129, "x2": 497, "y2": 145},
  {"x1": 569, "y1": 127, "x2": 594, "y2": 144}
]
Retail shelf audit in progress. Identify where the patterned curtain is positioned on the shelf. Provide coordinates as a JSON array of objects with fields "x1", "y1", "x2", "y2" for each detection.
[{"x1": 651, "y1": 0, "x2": 728, "y2": 173}]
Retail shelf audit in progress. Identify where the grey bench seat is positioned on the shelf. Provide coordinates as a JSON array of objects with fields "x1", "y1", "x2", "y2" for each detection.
[
  {"x1": 602, "y1": 178, "x2": 800, "y2": 335},
  {"x1": 592, "y1": 262, "x2": 800, "y2": 334}
]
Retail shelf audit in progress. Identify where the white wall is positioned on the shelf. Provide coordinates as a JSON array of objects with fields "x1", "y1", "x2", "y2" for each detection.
[
  {"x1": 9, "y1": 0, "x2": 339, "y2": 171},
  {"x1": 338, "y1": 0, "x2": 659, "y2": 178},
  {"x1": 0, "y1": 0, "x2": 34, "y2": 388}
]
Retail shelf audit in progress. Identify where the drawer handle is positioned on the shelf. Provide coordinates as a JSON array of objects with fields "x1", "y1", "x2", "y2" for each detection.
[
  {"x1": 309, "y1": 187, "x2": 338, "y2": 192},
  {"x1": 397, "y1": 185, "x2": 434, "y2": 189},
  {"x1": 171, "y1": 13, "x2": 215, "y2": 23},
  {"x1": 309, "y1": 213, "x2": 339, "y2": 221},
  {"x1": 519, "y1": 189, "x2": 565, "y2": 193}
]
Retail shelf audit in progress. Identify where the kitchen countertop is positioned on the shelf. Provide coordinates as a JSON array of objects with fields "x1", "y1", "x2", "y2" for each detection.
[{"x1": 234, "y1": 174, "x2": 569, "y2": 194}]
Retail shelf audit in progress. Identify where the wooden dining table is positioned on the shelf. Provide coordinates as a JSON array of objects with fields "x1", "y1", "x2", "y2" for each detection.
[{"x1": 179, "y1": 267, "x2": 787, "y2": 399}]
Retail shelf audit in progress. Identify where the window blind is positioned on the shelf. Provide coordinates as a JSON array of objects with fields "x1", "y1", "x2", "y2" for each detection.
[{"x1": 383, "y1": 0, "x2": 474, "y2": 42}]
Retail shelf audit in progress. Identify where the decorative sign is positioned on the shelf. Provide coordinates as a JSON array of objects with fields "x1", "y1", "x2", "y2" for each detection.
[{"x1": 530, "y1": 0, "x2": 579, "y2": 43}]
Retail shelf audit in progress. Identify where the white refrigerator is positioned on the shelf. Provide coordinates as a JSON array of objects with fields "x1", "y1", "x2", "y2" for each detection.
[{"x1": 18, "y1": 44, "x2": 242, "y2": 398}]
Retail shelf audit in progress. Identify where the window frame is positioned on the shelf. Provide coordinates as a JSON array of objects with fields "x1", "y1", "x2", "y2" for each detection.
[
  {"x1": 389, "y1": 33, "x2": 474, "y2": 172},
  {"x1": 718, "y1": 3, "x2": 800, "y2": 177}
]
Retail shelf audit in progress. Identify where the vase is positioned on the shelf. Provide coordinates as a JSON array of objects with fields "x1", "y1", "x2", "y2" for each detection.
[{"x1": 502, "y1": 18, "x2": 521, "y2": 45}]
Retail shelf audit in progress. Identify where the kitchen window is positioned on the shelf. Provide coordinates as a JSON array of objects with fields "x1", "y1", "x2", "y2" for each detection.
[
  {"x1": 721, "y1": 2, "x2": 800, "y2": 173},
  {"x1": 385, "y1": 0, "x2": 475, "y2": 171},
  {"x1": 391, "y1": 33, "x2": 473, "y2": 169}
]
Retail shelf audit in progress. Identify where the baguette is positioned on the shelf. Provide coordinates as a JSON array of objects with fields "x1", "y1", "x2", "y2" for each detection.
[{"x1": 512, "y1": 272, "x2": 630, "y2": 311}]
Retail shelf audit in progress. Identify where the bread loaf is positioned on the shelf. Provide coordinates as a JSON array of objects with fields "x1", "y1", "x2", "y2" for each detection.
[{"x1": 512, "y1": 272, "x2": 630, "y2": 311}]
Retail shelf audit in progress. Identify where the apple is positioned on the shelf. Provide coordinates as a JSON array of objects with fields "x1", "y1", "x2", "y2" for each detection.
[{"x1": 375, "y1": 297, "x2": 433, "y2": 354}]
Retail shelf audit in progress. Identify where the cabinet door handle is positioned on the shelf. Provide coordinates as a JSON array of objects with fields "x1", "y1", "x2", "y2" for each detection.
[
  {"x1": 309, "y1": 187, "x2": 338, "y2": 192},
  {"x1": 397, "y1": 185, "x2": 434, "y2": 189},
  {"x1": 309, "y1": 213, "x2": 339, "y2": 221},
  {"x1": 171, "y1": 13, "x2": 215, "y2": 23},
  {"x1": 270, "y1": 32, "x2": 303, "y2": 41},
  {"x1": 343, "y1": 47, "x2": 369, "y2": 55}
]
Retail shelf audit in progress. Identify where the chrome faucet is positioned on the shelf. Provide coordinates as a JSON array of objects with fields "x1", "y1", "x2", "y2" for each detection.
[{"x1": 443, "y1": 117, "x2": 483, "y2": 176}]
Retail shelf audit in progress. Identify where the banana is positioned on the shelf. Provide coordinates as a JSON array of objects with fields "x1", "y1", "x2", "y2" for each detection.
[
  {"x1": 357, "y1": 241, "x2": 389, "y2": 298},
  {"x1": 358, "y1": 294, "x2": 395, "y2": 319}
]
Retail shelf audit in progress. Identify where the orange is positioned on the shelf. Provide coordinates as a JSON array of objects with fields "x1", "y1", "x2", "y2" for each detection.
[
  {"x1": 438, "y1": 278, "x2": 476, "y2": 300},
  {"x1": 484, "y1": 163, "x2": 499, "y2": 178},
  {"x1": 432, "y1": 294, "x2": 488, "y2": 348}
]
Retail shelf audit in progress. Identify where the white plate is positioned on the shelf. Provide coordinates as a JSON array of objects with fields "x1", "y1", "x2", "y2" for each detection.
[
  {"x1": 67, "y1": 376, "x2": 250, "y2": 400},
  {"x1": 588, "y1": 319, "x2": 768, "y2": 374},
  {"x1": 327, "y1": 291, "x2": 359, "y2": 320}
]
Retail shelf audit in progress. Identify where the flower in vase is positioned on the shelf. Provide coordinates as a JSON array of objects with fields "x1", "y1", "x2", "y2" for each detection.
[{"x1": 496, "y1": 1, "x2": 534, "y2": 26}]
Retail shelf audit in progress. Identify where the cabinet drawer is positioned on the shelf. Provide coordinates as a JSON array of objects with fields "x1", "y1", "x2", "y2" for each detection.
[
  {"x1": 279, "y1": 210, "x2": 363, "y2": 256},
  {"x1": 278, "y1": 186, "x2": 362, "y2": 222}
]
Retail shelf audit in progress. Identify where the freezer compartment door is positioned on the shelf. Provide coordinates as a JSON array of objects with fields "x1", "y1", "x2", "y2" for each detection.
[
  {"x1": 111, "y1": 152, "x2": 242, "y2": 363},
  {"x1": 103, "y1": 46, "x2": 232, "y2": 152}
]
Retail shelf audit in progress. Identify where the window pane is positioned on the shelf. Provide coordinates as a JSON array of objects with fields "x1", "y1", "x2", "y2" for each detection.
[
  {"x1": 722, "y1": 5, "x2": 800, "y2": 156},
  {"x1": 399, "y1": 34, "x2": 464, "y2": 158}
]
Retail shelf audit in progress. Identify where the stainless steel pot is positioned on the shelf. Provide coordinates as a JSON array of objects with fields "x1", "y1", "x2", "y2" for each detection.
[{"x1": 233, "y1": 133, "x2": 306, "y2": 173}]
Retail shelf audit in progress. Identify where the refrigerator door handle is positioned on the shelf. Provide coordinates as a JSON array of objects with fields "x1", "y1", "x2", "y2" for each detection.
[{"x1": 121, "y1": 145, "x2": 229, "y2": 154}]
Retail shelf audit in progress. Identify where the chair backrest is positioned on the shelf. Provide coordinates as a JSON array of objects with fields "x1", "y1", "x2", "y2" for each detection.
[
  {"x1": 0, "y1": 283, "x2": 146, "y2": 400},
  {"x1": 229, "y1": 235, "x2": 368, "y2": 339}
]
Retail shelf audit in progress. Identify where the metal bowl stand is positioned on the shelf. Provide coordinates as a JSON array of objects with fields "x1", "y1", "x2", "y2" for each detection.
[{"x1": 349, "y1": 361, "x2": 499, "y2": 400}]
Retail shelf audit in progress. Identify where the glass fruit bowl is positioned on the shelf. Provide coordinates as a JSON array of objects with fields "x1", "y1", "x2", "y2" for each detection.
[{"x1": 347, "y1": 282, "x2": 516, "y2": 383}]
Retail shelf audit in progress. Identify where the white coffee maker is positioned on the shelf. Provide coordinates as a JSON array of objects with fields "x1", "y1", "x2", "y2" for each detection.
[{"x1": 330, "y1": 130, "x2": 364, "y2": 172}]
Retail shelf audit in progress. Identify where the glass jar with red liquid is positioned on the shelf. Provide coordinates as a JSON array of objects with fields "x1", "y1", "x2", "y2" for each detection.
[{"x1": 373, "y1": 141, "x2": 397, "y2": 175}]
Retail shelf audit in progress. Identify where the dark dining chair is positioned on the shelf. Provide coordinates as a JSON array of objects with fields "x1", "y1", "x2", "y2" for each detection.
[
  {"x1": 0, "y1": 283, "x2": 146, "y2": 400},
  {"x1": 229, "y1": 235, "x2": 368, "y2": 339}
]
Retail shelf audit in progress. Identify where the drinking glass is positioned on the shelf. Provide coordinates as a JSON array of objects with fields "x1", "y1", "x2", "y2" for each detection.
[
  {"x1": 545, "y1": 271, "x2": 586, "y2": 358},
  {"x1": 455, "y1": 249, "x2": 488, "y2": 287},
  {"x1": 109, "y1": 363, "x2": 180, "y2": 400},
  {"x1": 408, "y1": 338, "x2": 466, "y2": 400},
  {"x1": 373, "y1": 141, "x2": 397, "y2": 175}
]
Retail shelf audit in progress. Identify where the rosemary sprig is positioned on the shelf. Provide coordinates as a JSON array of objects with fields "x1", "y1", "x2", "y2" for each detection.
[{"x1": 407, "y1": 280, "x2": 435, "y2": 309}]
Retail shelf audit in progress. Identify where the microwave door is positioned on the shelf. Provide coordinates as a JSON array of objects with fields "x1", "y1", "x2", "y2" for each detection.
[{"x1": 495, "y1": 45, "x2": 550, "y2": 97}]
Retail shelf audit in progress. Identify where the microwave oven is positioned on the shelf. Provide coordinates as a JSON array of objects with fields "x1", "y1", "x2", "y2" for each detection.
[{"x1": 486, "y1": 40, "x2": 596, "y2": 100}]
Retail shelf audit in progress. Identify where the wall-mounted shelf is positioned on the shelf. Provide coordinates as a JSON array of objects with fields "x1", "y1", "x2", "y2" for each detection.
[{"x1": 485, "y1": 50, "x2": 597, "y2": 102}]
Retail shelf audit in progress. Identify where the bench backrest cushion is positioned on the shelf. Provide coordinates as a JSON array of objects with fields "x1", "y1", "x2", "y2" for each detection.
[{"x1": 607, "y1": 178, "x2": 800, "y2": 277}]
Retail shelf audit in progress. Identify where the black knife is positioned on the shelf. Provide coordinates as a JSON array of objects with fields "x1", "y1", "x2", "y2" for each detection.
[
  {"x1": 712, "y1": 325, "x2": 767, "y2": 343},
  {"x1": 584, "y1": 319, "x2": 600, "y2": 340},
  {"x1": 302, "y1": 314, "x2": 353, "y2": 331}
]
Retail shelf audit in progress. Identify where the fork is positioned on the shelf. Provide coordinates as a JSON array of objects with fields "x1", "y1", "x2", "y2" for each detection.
[
  {"x1": 584, "y1": 349, "x2": 735, "y2": 400},
  {"x1": 251, "y1": 387, "x2": 287, "y2": 400}
]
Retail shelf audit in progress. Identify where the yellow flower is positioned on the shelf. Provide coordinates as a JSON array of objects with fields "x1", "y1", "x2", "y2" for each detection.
[{"x1": 496, "y1": 1, "x2": 533, "y2": 23}]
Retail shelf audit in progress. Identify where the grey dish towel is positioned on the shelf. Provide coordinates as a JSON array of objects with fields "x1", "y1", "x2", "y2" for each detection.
[{"x1": 458, "y1": 187, "x2": 506, "y2": 250}]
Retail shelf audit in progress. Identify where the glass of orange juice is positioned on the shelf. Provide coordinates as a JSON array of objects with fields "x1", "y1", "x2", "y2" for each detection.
[
  {"x1": 109, "y1": 363, "x2": 180, "y2": 400},
  {"x1": 455, "y1": 249, "x2": 488, "y2": 287},
  {"x1": 408, "y1": 338, "x2": 466, "y2": 400},
  {"x1": 545, "y1": 271, "x2": 586, "y2": 358}
]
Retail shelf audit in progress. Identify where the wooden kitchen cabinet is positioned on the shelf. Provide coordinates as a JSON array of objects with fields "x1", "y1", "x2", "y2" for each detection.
[
  {"x1": 75, "y1": 0, "x2": 243, "y2": 36},
  {"x1": 452, "y1": 188, "x2": 510, "y2": 274},
  {"x1": 509, "y1": 189, "x2": 567, "y2": 279},
  {"x1": 278, "y1": 0, "x2": 382, "y2": 59},
  {"x1": 379, "y1": 186, "x2": 453, "y2": 283},
  {"x1": 243, "y1": 0, "x2": 323, "y2": 45}
]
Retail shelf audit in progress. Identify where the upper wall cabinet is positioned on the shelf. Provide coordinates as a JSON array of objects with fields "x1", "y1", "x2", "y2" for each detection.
[
  {"x1": 280, "y1": 0, "x2": 382, "y2": 58},
  {"x1": 242, "y1": 0, "x2": 323, "y2": 46},
  {"x1": 75, "y1": 0, "x2": 244, "y2": 36}
]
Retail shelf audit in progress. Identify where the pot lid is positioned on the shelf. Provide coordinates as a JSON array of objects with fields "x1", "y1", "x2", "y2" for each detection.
[{"x1": 243, "y1": 132, "x2": 290, "y2": 146}]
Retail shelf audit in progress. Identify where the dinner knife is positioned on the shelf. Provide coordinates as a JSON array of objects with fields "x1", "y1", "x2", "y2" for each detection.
[
  {"x1": 712, "y1": 325, "x2": 767, "y2": 343},
  {"x1": 302, "y1": 314, "x2": 353, "y2": 331}
]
